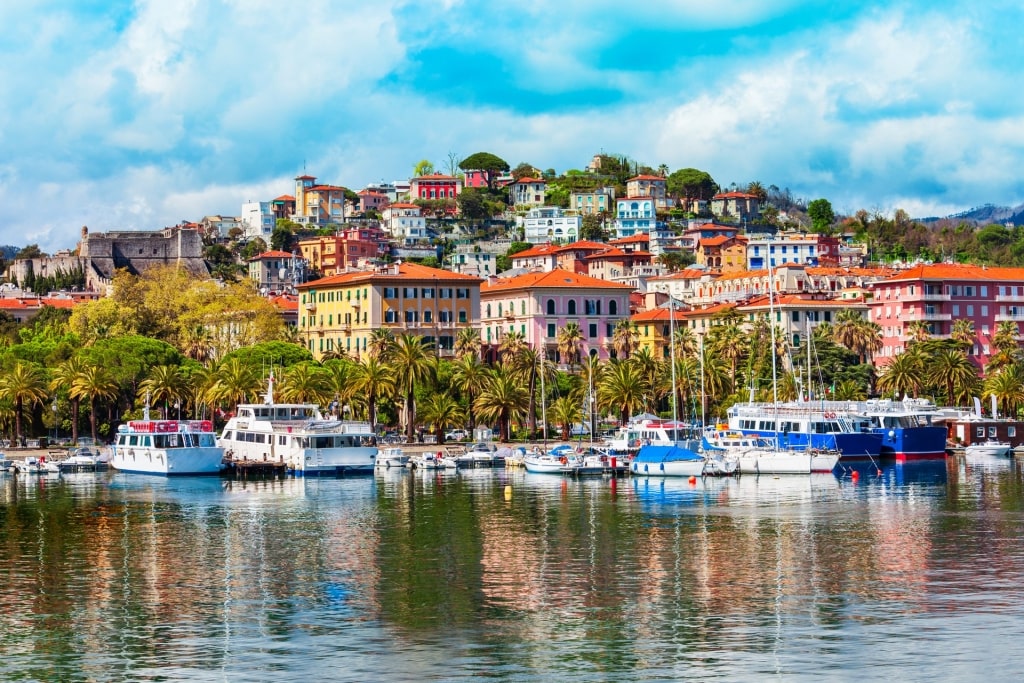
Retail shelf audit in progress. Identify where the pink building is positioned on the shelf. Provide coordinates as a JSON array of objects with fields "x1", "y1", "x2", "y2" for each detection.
[
  {"x1": 868, "y1": 263, "x2": 1024, "y2": 369},
  {"x1": 357, "y1": 190, "x2": 389, "y2": 214},
  {"x1": 480, "y1": 270, "x2": 632, "y2": 363}
]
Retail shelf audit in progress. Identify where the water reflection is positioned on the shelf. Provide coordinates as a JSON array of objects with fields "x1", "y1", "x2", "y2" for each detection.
[{"x1": 1, "y1": 461, "x2": 1024, "y2": 680}]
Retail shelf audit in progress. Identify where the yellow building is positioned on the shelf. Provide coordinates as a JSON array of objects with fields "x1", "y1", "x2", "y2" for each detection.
[
  {"x1": 295, "y1": 262, "x2": 482, "y2": 359},
  {"x1": 631, "y1": 306, "x2": 689, "y2": 358}
]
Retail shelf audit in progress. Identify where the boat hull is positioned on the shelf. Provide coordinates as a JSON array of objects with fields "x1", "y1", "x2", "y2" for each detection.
[
  {"x1": 523, "y1": 456, "x2": 565, "y2": 474},
  {"x1": 964, "y1": 443, "x2": 1012, "y2": 457},
  {"x1": 737, "y1": 450, "x2": 812, "y2": 475},
  {"x1": 631, "y1": 444, "x2": 705, "y2": 477},
  {"x1": 878, "y1": 426, "x2": 948, "y2": 461},
  {"x1": 111, "y1": 447, "x2": 224, "y2": 475}
]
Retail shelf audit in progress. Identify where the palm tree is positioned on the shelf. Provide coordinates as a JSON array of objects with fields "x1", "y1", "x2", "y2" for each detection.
[
  {"x1": 474, "y1": 364, "x2": 529, "y2": 442},
  {"x1": 550, "y1": 394, "x2": 584, "y2": 441},
  {"x1": 69, "y1": 363, "x2": 119, "y2": 444},
  {"x1": 51, "y1": 356, "x2": 85, "y2": 443},
  {"x1": 278, "y1": 363, "x2": 328, "y2": 404},
  {"x1": 352, "y1": 355, "x2": 394, "y2": 435},
  {"x1": 671, "y1": 325, "x2": 698, "y2": 359},
  {"x1": 988, "y1": 320, "x2": 1021, "y2": 373},
  {"x1": 368, "y1": 328, "x2": 395, "y2": 359},
  {"x1": 951, "y1": 318, "x2": 976, "y2": 349},
  {"x1": 322, "y1": 359, "x2": 358, "y2": 417},
  {"x1": 0, "y1": 362, "x2": 49, "y2": 446},
  {"x1": 499, "y1": 329, "x2": 527, "y2": 363},
  {"x1": 597, "y1": 359, "x2": 647, "y2": 424},
  {"x1": 418, "y1": 394, "x2": 465, "y2": 444},
  {"x1": 708, "y1": 321, "x2": 747, "y2": 386},
  {"x1": 139, "y1": 365, "x2": 185, "y2": 419},
  {"x1": 451, "y1": 354, "x2": 488, "y2": 430},
  {"x1": 388, "y1": 334, "x2": 435, "y2": 441},
  {"x1": 700, "y1": 344, "x2": 731, "y2": 418},
  {"x1": 832, "y1": 309, "x2": 864, "y2": 354},
  {"x1": 556, "y1": 322, "x2": 584, "y2": 371},
  {"x1": 906, "y1": 320, "x2": 932, "y2": 344},
  {"x1": 985, "y1": 364, "x2": 1024, "y2": 419},
  {"x1": 832, "y1": 378, "x2": 868, "y2": 401},
  {"x1": 876, "y1": 352, "x2": 926, "y2": 399},
  {"x1": 611, "y1": 319, "x2": 639, "y2": 360},
  {"x1": 210, "y1": 357, "x2": 262, "y2": 412},
  {"x1": 928, "y1": 348, "x2": 978, "y2": 406},
  {"x1": 454, "y1": 327, "x2": 481, "y2": 359}
]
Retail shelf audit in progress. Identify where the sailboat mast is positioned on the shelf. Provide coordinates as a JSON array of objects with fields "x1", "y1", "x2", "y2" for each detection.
[
  {"x1": 670, "y1": 299, "x2": 678, "y2": 428},
  {"x1": 539, "y1": 346, "x2": 547, "y2": 450},
  {"x1": 806, "y1": 316, "x2": 812, "y2": 402}
]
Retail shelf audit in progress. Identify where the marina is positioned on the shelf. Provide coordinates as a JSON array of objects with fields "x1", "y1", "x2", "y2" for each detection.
[{"x1": 1, "y1": 456, "x2": 1023, "y2": 680}]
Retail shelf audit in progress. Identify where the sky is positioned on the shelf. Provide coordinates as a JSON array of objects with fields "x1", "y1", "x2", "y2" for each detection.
[{"x1": 3, "y1": 0, "x2": 1024, "y2": 251}]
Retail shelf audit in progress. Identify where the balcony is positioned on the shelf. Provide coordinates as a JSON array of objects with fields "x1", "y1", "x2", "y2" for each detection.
[
  {"x1": 995, "y1": 313, "x2": 1024, "y2": 321},
  {"x1": 304, "y1": 301, "x2": 316, "y2": 312},
  {"x1": 995, "y1": 294, "x2": 1024, "y2": 303},
  {"x1": 351, "y1": 299, "x2": 360, "y2": 308},
  {"x1": 903, "y1": 310, "x2": 952, "y2": 322},
  {"x1": 920, "y1": 292, "x2": 951, "y2": 301}
]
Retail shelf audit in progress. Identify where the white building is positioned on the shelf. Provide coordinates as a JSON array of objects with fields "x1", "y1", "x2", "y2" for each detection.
[
  {"x1": 509, "y1": 178, "x2": 547, "y2": 207},
  {"x1": 241, "y1": 202, "x2": 276, "y2": 241},
  {"x1": 382, "y1": 203, "x2": 428, "y2": 245},
  {"x1": 746, "y1": 233, "x2": 823, "y2": 269},
  {"x1": 613, "y1": 197, "x2": 658, "y2": 239},
  {"x1": 517, "y1": 207, "x2": 582, "y2": 244}
]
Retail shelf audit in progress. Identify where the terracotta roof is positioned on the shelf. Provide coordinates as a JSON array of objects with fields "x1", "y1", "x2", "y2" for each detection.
[
  {"x1": 481, "y1": 269, "x2": 633, "y2": 293},
  {"x1": 631, "y1": 308, "x2": 688, "y2": 323},
  {"x1": 413, "y1": 173, "x2": 459, "y2": 181},
  {"x1": 273, "y1": 195, "x2": 295, "y2": 202},
  {"x1": 513, "y1": 177, "x2": 546, "y2": 184},
  {"x1": 699, "y1": 236, "x2": 733, "y2": 247},
  {"x1": 609, "y1": 234, "x2": 650, "y2": 244},
  {"x1": 268, "y1": 294, "x2": 298, "y2": 311},
  {"x1": 739, "y1": 294, "x2": 849, "y2": 310},
  {"x1": 554, "y1": 240, "x2": 608, "y2": 253},
  {"x1": 511, "y1": 244, "x2": 560, "y2": 259},
  {"x1": 649, "y1": 268, "x2": 708, "y2": 281},
  {"x1": 628, "y1": 175, "x2": 666, "y2": 182},
  {"x1": 295, "y1": 175, "x2": 316, "y2": 180},
  {"x1": 387, "y1": 202, "x2": 421, "y2": 210},
  {"x1": 880, "y1": 263, "x2": 1024, "y2": 283},
  {"x1": 309, "y1": 184, "x2": 346, "y2": 192},
  {"x1": 297, "y1": 262, "x2": 482, "y2": 289},
  {"x1": 619, "y1": 196, "x2": 657, "y2": 201},
  {"x1": 252, "y1": 250, "x2": 295, "y2": 260}
]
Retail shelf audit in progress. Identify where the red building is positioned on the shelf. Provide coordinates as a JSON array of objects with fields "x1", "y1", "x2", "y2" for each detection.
[{"x1": 410, "y1": 172, "x2": 462, "y2": 200}]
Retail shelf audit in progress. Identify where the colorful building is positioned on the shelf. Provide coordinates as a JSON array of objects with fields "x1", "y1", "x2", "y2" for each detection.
[
  {"x1": 297, "y1": 226, "x2": 387, "y2": 277},
  {"x1": 381, "y1": 203, "x2": 428, "y2": 245},
  {"x1": 631, "y1": 305, "x2": 689, "y2": 358},
  {"x1": 480, "y1": 270, "x2": 632, "y2": 363},
  {"x1": 293, "y1": 175, "x2": 347, "y2": 226},
  {"x1": 295, "y1": 262, "x2": 482, "y2": 360},
  {"x1": 248, "y1": 250, "x2": 304, "y2": 293},
  {"x1": 410, "y1": 172, "x2": 462, "y2": 201},
  {"x1": 509, "y1": 177, "x2": 547, "y2": 206},
  {"x1": 613, "y1": 197, "x2": 659, "y2": 238},
  {"x1": 626, "y1": 174, "x2": 669, "y2": 209},
  {"x1": 868, "y1": 263, "x2": 1024, "y2": 368}
]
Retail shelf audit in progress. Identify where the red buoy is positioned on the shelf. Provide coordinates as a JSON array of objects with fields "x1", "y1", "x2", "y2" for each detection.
[
  {"x1": 688, "y1": 476, "x2": 697, "y2": 485},
  {"x1": 851, "y1": 471, "x2": 860, "y2": 481}
]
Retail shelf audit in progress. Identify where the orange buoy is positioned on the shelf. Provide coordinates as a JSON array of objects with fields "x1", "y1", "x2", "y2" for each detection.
[
  {"x1": 851, "y1": 471, "x2": 860, "y2": 481},
  {"x1": 688, "y1": 476, "x2": 697, "y2": 485}
]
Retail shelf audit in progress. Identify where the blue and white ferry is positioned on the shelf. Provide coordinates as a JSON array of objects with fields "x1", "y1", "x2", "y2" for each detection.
[{"x1": 724, "y1": 402, "x2": 884, "y2": 460}]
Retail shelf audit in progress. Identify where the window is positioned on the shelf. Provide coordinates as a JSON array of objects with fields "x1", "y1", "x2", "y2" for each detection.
[
  {"x1": 456, "y1": 288, "x2": 468, "y2": 299},
  {"x1": 568, "y1": 300, "x2": 577, "y2": 315},
  {"x1": 422, "y1": 288, "x2": 434, "y2": 299},
  {"x1": 609, "y1": 300, "x2": 617, "y2": 315},
  {"x1": 792, "y1": 311, "x2": 800, "y2": 322},
  {"x1": 405, "y1": 310, "x2": 418, "y2": 323},
  {"x1": 384, "y1": 287, "x2": 397, "y2": 298},
  {"x1": 982, "y1": 305, "x2": 988, "y2": 316},
  {"x1": 585, "y1": 300, "x2": 597, "y2": 315},
  {"x1": 424, "y1": 310, "x2": 433, "y2": 323},
  {"x1": 547, "y1": 323, "x2": 556, "y2": 338},
  {"x1": 385, "y1": 310, "x2": 397, "y2": 323},
  {"x1": 967, "y1": 305, "x2": 974, "y2": 315},
  {"x1": 547, "y1": 299, "x2": 555, "y2": 315},
  {"x1": 589, "y1": 323, "x2": 597, "y2": 338},
  {"x1": 403, "y1": 287, "x2": 417, "y2": 298},
  {"x1": 458, "y1": 310, "x2": 467, "y2": 323},
  {"x1": 486, "y1": 304, "x2": 492, "y2": 317}
]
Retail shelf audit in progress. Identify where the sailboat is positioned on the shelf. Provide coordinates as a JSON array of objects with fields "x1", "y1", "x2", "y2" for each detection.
[
  {"x1": 631, "y1": 299, "x2": 710, "y2": 478},
  {"x1": 710, "y1": 247, "x2": 838, "y2": 475}
]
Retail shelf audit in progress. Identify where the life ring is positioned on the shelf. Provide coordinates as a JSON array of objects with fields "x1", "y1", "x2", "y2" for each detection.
[
  {"x1": 823, "y1": 411, "x2": 836, "y2": 419},
  {"x1": 629, "y1": 439, "x2": 640, "y2": 448},
  {"x1": 559, "y1": 456, "x2": 568, "y2": 465}
]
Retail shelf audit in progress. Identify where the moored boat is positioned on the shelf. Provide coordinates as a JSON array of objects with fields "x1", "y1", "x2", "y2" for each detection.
[
  {"x1": 630, "y1": 443, "x2": 705, "y2": 477},
  {"x1": 376, "y1": 447, "x2": 409, "y2": 468},
  {"x1": 964, "y1": 440, "x2": 1012, "y2": 457},
  {"x1": 219, "y1": 376, "x2": 376, "y2": 476},
  {"x1": 723, "y1": 402, "x2": 883, "y2": 460},
  {"x1": 111, "y1": 418, "x2": 224, "y2": 475}
]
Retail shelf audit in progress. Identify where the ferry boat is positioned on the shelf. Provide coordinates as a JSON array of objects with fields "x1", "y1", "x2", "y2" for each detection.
[
  {"x1": 843, "y1": 398, "x2": 948, "y2": 460},
  {"x1": 605, "y1": 416, "x2": 698, "y2": 453},
  {"x1": 111, "y1": 418, "x2": 224, "y2": 475},
  {"x1": 724, "y1": 402, "x2": 883, "y2": 460},
  {"x1": 218, "y1": 377, "x2": 377, "y2": 476}
]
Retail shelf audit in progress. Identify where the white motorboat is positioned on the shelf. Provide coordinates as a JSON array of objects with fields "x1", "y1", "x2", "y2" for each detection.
[
  {"x1": 14, "y1": 456, "x2": 57, "y2": 475},
  {"x1": 58, "y1": 447, "x2": 110, "y2": 473},
  {"x1": 523, "y1": 451, "x2": 567, "y2": 474},
  {"x1": 964, "y1": 440, "x2": 1012, "y2": 457},
  {"x1": 219, "y1": 376, "x2": 376, "y2": 476},
  {"x1": 631, "y1": 443, "x2": 706, "y2": 477},
  {"x1": 463, "y1": 442, "x2": 499, "y2": 467},
  {"x1": 0, "y1": 452, "x2": 12, "y2": 473},
  {"x1": 376, "y1": 447, "x2": 409, "y2": 469},
  {"x1": 112, "y1": 417, "x2": 224, "y2": 475}
]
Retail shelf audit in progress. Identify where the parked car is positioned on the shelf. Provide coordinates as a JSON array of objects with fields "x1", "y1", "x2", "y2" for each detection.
[{"x1": 445, "y1": 429, "x2": 469, "y2": 441}]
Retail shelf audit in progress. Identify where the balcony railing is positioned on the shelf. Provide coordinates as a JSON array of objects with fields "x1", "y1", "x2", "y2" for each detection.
[
  {"x1": 920, "y1": 292, "x2": 951, "y2": 301},
  {"x1": 995, "y1": 294, "x2": 1024, "y2": 303},
  {"x1": 994, "y1": 313, "x2": 1024, "y2": 321},
  {"x1": 903, "y1": 311, "x2": 952, "y2": 321}
]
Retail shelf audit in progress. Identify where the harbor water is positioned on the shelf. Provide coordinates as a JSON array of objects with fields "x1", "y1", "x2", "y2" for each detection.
[{"x1": 2, "y1": 457, "x2": 1023, "y2": 681}]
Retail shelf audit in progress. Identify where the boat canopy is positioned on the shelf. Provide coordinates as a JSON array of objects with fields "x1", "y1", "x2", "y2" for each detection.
[{"x1": 634, "y1": 445, "x2": 703, "y2": 463}]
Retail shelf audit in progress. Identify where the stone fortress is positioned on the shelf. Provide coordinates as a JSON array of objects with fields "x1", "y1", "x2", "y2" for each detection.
[{"x1": 4, "y1": 226, "x2": 212, "y2": 292}]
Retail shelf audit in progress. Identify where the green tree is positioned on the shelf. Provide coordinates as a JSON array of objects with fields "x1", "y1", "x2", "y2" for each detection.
[
  {"x1": 456, "y1": 188, "x2": 490, "y2": 221},
  {"x1": 666, "y1": 168, "x2": 718, "y2": 200},
  {"x1": 452, "y1": 354, "x2": 488, "y2": 429},
  {"x1": 388, "y1": 334, "x2": 435, "y2": 441},
  {"x1": 70, "y1": 362, "x2": 119, "y2": 444},
  {"x1": 270, "y1": 226, "x2": 295, "y2": 252},
  {"x1": 807, "y1": 198, "x2": 836, "y2": 234},
  {"x1": 278, "y1": 362, "x2": 328, "y2": 404},
  {"x1": 474, "y1": 364, "x2": 529, "y2": 442},
  {"x1": 580, "y1": 214, "x2": 607, "y2": 241},
  {"x1": 550, "y1": 394, "x2": 584, "y2": 441},
  {"x1": 611, "y1": 320, "x2": 639, "y2": 360},
  {"x1": 597, "y1": 359, "x2": 647, "y2": 424},
  {"x1": 51, "y1": 355, "x2": 85, "y2": 443},
  {"x1": 0, "y1": 361, "x2": 49, "y2": 445},
  {"x1": 413, "y1": 160, "x2": 435, "y2": 177},
  {"x1": 556, "y1": 322, "x2": 584, "y2": 370},
  {"x1": 418, "y1": 394, "x2": 465, "y2": 444},
  {"x1": 876, "y1": 352, "x2": 926, "y2": 399},
  {"x1": 459, "y1": 152, "x2": 510, "y2": 189},
  {"x1": 139, "y1": 365, "x2": 186, "y2": 419},
  {"x1": 352, "y1": 355, "x2": 394, "y2": 434}
]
